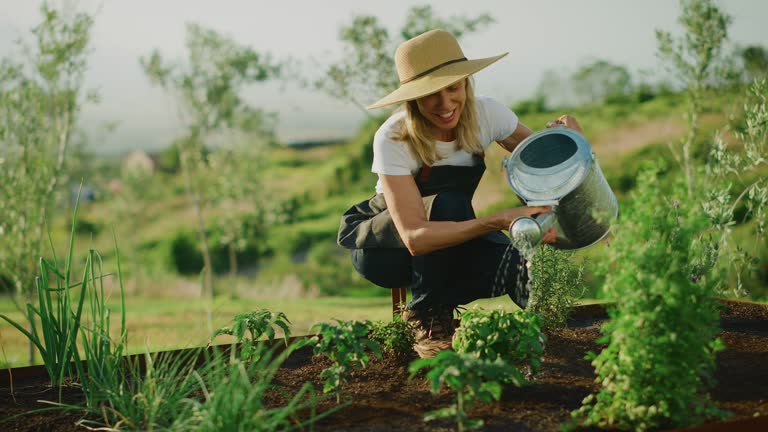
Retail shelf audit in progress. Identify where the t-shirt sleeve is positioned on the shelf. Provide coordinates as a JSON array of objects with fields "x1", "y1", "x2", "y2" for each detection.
[
  {"x1": 478, "y1": 96, "x2": 519, "y2": 142},
  {"x1": 371, "y1": 130, "x2": 417, "y2": 175}
]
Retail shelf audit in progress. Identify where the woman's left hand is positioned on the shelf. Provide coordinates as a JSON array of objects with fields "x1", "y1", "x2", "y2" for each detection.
[{"x1": 546, "y1": 114, "x2": 583, "y2": 133}]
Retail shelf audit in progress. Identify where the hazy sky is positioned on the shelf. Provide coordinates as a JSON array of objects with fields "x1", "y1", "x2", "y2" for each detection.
[{"x1": 1, "y1": 0, "x2": 767, "y2": 154}]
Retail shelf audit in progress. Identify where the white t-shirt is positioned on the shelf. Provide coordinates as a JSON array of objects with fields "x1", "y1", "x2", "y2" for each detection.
[{"x1": 371, "y1": 96, "x2": 519, "y2": 194}]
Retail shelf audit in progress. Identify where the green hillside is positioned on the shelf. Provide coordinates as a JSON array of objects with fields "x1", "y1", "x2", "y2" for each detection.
[{"x1": 52, "y1": 86, "x2": 766, "y2": 301}]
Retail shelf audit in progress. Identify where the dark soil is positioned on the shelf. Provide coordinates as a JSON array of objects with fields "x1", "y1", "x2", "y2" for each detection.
[{"x1": 2, "y1": 300, "x2": 767, "y2": 432}]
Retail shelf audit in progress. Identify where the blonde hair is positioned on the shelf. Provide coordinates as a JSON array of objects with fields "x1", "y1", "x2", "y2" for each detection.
[{"x1": 392, "y1": 78, "x2": 483, "y2": 166}]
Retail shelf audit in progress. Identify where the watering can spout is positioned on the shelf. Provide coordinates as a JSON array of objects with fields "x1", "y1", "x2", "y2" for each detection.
[{"x1": 509, "y1": 211, "x2": 558, "y2": 251}]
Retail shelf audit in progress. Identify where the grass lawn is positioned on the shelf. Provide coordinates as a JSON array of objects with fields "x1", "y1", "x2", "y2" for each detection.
[
  {"x1": 0, "y1": 295, "x2": 388, "y2": 368},
  {"x1": 0, "y1": 293, "x2": 608, "y2": 368}
]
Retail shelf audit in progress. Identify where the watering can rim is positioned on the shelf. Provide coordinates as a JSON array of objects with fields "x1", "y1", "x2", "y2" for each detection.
[{"x1": 505, "y1": 127, "x2": 594, "y2": 202}]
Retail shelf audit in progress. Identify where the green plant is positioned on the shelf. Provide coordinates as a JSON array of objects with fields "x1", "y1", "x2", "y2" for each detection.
[
  {"x1": 0, "y1": 195, "x2": 89, "y2": 397},
  {"x1": 528, "y1": 246, "x2": 587, "y2": 330},
  {"x1": 367, "y1": 315, "x2": 416, "y2": 359},
  {"x1": 706, "y1": 79, "x2": 768, "y2": 297},
  {"x1": 571, "y1": 166, "x2": 728, "y2": 431},
  {"x1": 77, "y1": 230, "x2": 128, "y2": 409},
  {"x1": 79, "y1": 347, "x2": 204, "y2": 431},
  {"x1": 409, "y1": 351, "x2": 521, "y2": 432},
  {"x1": 172, "y1": 340, "x2": 339, "y2": 432},
  {"x1": 310, "y1": 319, "x2": 381, "y2": 403},
  {"x1": 452, "y1": 306, "x2": 545, "y2": 380},
  {"x1": 211, "y1": 308, "x2": 292, "y2": 362},
  {"x1": 572, "y1": 88, "x2": 768, "y2": 430},
  {"x1": 570, "y1": 59, "x2": 632, "y2": 105},
  {"x1": 571, "y1": 5, "x2": 767, "y2": 430},
  {"x1": 298, "y1": 241, "x2": 372, "y2": 296},
  {"x1": 656, "y1": 0, "x2": 731, "y2": 197}
]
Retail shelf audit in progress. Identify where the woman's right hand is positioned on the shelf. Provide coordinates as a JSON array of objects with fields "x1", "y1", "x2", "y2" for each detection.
[
  {"x1": 492, "y1": 206, "x2": 552, "y2": 231},
  {"x1": 546, "y1": 114, "x2": 583, "y2": 133}
]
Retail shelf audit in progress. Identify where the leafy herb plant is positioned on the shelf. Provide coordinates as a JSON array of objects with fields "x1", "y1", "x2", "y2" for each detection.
[
  {"x1": 367, "y1": 315, "x2": 416, "y2": 359},
  {"x1": 528, "y1": 245, "x2": 587, "y2": 330},
  {"x1": 409, "y1": 351, "x2": 521, "y2": 432},
  {"x1": 311, "y1": 319, "x2": 381, "y2": 403},
  {"x1": 211, "y1": 308, "x2": 292, "y2": 362},
  {"x1": 452, "y1": 306, "x2": 545, "y2": 380}
]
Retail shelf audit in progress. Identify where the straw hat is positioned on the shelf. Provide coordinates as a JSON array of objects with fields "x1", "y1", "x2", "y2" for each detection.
[{"x1": 367, "y1": 29, "x2": 508, "y2": 110}]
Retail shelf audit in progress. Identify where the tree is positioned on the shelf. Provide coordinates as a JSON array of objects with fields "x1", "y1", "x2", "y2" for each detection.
[
  {"x1": 0, "y1": 2, "x2": 95, "y2": 362},
  {"x1": 656, "y1": 0, "x2": 731, "y2": 198},
  {"x1": 140, "y1": 24, "x2": 280, "y2": 298},
  {"x1": 314, "y1": 5, "x2": 493, "y2": 113},
  {"x1": 739, "y1": 45, "x2": 768, "y2": 83},
  {"x1": 206, "y1": 108, "x2": 275, "y2": 282},
  {"x1": 533, "y1": 69, "x2": 573, "y2": 109},
  {"x1": 570, "y1": 60, "x2": 632, "y2": 105}
]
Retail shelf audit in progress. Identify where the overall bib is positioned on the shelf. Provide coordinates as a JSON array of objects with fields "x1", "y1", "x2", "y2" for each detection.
[{"x1": 337, "y1": 155, "x2": 529, "y2": 309}]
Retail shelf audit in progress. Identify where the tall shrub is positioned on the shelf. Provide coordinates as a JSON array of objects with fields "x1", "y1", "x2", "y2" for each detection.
[
  {"x1": 572, "y1": 165, "x2": 727, "y2": 431},
  {"x1": 573, "y1": 78, "x2": 767, "y2": 432}
]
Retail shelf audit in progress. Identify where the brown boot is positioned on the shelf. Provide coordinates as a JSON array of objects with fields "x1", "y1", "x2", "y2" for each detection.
[{"x1": 401, "y1": 305, "x2": 455, "y2": 359}]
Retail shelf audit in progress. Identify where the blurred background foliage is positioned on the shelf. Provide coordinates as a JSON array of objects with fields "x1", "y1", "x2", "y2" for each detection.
[{"x1": 0, "y1": 2, "x2": 766, "y2": 358}]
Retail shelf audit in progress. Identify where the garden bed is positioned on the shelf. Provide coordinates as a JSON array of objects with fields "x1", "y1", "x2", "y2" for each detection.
[{"x1": 1, "y1": 299, "x2": 766, "y2": 431}]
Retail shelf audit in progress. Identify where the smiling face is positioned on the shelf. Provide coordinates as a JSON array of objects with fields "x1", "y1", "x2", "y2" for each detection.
[{"x1": 415, "y1": 79, "x2": 466, "y2": 141}]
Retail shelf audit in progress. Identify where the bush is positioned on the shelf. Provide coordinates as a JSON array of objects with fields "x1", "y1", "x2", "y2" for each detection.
[
  {"x1": 572, "y1": 165, "x2": 727, "y2": 431},
  {"x1": 168, "y1": 230, "x2": 205, "y2": 275},
  {"x1": 297, "y1": 241, "x2": 374, "y2": 296},
  {"x1": 74, "y1": 217, "x2": 101, "y2": 236},
  {"x1": 511, "y1": 96, "x2": 550, "y2": 116},
  {"x1": 157, "y1": 144, "x2": 181, "y2": 174},
  {"x1": 0, "y1": 272, "x2": 13, "y2": 294},
  {"x1": 166, "y1": 215, "x2": 271, "y2": 276}
]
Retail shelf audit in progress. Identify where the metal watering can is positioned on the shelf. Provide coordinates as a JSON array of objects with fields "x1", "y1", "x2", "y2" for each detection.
[{"x1": 501, "y1": 127, "x2": 618, "y2": 251}]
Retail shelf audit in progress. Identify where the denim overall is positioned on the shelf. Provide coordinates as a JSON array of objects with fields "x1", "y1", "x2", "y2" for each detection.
[{"x1": 337, "y1": 155, "x2": 528, "y2": 310}]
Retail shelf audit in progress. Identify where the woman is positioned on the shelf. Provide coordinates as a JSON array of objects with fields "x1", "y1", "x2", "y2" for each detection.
[{"x1": 337, "y1": 29, "x2": 583, "y2": 358}]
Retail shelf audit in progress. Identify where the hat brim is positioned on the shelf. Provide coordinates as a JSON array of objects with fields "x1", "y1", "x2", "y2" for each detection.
[{"x1": 366, "y1": 52, "x2": 508, "y2": 110}]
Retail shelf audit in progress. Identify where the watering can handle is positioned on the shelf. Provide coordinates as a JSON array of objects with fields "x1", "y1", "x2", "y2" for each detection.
[{"x1": 527, "y1": 200, "x2": 559, "y2": 207}]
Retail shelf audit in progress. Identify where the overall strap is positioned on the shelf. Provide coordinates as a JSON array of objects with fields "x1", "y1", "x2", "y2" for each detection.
[
  {"x1": 416, "y1": 151, "x2": 485, "y2": 184},
  {"x1": 418, "y1": 165, "x2": 433, "y2": 183}
]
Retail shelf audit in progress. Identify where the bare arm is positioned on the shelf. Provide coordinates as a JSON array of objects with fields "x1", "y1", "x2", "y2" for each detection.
[
  {"x1": 497, "y1": 121, "x2": 534, "y2": 153},
  {"x1": 381, "y1": 174, "x2": 551, "y2": 256}
]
